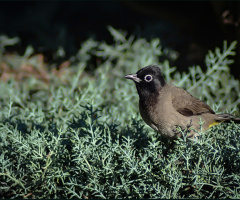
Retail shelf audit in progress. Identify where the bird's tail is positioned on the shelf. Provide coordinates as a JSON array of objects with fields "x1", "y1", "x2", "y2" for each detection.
[{"x1": 216, "y1": 113, "x2": 240, "y2": 123}]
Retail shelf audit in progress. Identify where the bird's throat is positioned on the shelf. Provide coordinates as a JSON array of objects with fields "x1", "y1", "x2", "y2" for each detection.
[{"x1": 138, "y1": 91, "x2": 159, "y2": 110}]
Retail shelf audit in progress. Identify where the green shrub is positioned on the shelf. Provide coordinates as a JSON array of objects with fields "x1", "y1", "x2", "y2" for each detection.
[{"x1": 0, "y1": 27, "x2": 239, "y2": 198}]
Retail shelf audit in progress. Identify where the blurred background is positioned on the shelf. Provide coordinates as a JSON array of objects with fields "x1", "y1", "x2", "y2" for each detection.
[{"x1": 0, "y1": 1, "x2": 239, "y2": 74}]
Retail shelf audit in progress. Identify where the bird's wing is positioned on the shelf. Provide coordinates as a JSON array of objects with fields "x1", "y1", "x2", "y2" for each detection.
[{"x1": 171, "y1": 86, "x2": 215, "y2": 116}]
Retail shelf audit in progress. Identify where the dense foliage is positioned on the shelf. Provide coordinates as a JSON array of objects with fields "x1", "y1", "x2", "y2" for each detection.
[{"x1": 0, "y1": 27, "x2": 239, "y2": 198}]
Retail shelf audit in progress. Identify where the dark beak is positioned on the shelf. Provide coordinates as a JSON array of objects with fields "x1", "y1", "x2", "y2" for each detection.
[{"x1": 124, "y1": 73, "x2": 141, "y2": 83}]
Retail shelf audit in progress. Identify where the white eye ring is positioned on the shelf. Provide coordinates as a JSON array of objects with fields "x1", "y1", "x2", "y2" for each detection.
[{"x1": 144, "y1": 75, "x2": 153, "y2": 82}]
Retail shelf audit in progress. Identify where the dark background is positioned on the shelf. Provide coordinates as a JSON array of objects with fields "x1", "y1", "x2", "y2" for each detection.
[{"x1": 0, "y1": 1, "x2": 239, "y2": 74}]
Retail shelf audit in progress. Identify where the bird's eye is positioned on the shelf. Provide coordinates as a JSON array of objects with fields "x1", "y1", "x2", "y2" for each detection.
[{"x1": 144, "y1": 75, "x2": 153, "y2": 82}]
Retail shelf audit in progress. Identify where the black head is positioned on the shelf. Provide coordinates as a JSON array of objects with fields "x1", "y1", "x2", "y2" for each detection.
[{"x1": 125, "y1": 65, "x2": 166, "y2": 100}]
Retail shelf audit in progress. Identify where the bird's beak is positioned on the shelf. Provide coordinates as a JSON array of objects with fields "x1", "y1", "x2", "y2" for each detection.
[{"x1": 124, "y1": 73, "x2": 142, "y2": 83}]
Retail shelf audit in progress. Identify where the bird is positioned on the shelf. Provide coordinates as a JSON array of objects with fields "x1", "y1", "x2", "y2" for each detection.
[{"x1": 125, "y1": 65, "x2": 240, "y2": 139}]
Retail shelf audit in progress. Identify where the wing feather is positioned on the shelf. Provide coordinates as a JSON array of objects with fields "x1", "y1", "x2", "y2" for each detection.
[{"x1": 171, "y1": 87, "x2": 215, "y2": 116}]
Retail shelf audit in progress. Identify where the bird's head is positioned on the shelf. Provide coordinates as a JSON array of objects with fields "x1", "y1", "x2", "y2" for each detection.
[{"x1": 125, "y1": 65, "x2": 166, "y2": 100}]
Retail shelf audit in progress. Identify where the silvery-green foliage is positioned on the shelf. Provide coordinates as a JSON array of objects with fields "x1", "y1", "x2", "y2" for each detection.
[{"x1": 0, "y1": 28, "x2": 240, "y2": 198}]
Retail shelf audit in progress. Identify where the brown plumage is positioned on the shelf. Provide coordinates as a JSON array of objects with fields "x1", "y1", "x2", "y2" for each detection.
[{"x1": 125, "y1": 65, "x2": 240, "y2": 139}]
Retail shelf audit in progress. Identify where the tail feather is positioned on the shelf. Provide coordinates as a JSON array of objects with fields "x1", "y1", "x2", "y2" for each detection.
[{"x1": 216, "y1": 113, "x2": 240, "y2": 123}]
